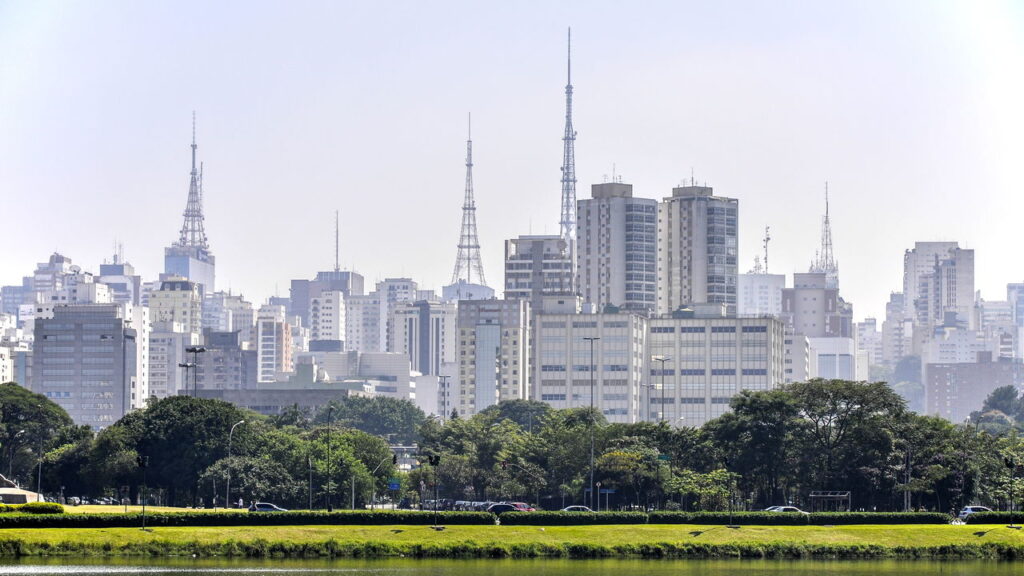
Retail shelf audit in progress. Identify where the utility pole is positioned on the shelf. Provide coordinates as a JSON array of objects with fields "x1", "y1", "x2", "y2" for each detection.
[{"x1": 583, "y1": 336, "x2": 600, "y2": 510}]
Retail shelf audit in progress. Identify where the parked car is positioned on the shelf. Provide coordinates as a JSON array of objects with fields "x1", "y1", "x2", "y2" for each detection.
[
  {"x1": 561, "y1": 505, "x2": 594, "y2": 512},
  {"x1": 510, "y1": 501, "x2": 535, "y2": 512},
  {"x1": 958, "y1": 505, "x2": 992, "y2": 520},
  {"x1": 248, "y1": 502, "x2": 288, "y2": 512},
  {"x1": 487, "y1": 503, "x2": 519, "y2": 514},
  {"x1": 766, "y1": 506, "x2": 808, "y2": 514}
]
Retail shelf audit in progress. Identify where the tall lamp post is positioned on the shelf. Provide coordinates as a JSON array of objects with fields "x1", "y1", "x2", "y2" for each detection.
[
  {"x1": 326, "y1": 405, "x2": 334, "y2": 512},
  {"x1": 185, "y1": 346, "x2": 207, "y2": 397},
  {"x1": 583, "y1": 336, "x2": 600, "y2": 510},
  {"x1": 225, "y1": 420, "x2": 245, "y2": 509},
  {"x1": 652, "y1": 356, "x2": 671, "y2": 424},
  {"x1": 8, "y1": 429, "x2": 25, "y2": 480},
  {"x1": 177, "y1": 362, "x2": 195, "y2": 395}
]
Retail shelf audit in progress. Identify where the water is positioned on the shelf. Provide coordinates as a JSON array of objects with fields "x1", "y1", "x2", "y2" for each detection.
[{"x1": 0, "y1": 559, "x2": 1018, "y2": 576}]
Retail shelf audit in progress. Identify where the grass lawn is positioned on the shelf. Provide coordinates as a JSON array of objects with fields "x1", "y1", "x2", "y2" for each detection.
[{"x1": 1, "y1": 523, "x2": 1023, "y2": 557}]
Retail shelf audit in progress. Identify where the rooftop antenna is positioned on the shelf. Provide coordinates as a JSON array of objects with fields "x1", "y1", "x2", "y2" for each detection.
[
  {"x1": 334, "y1": 210, "x2": 340, "y2": 273},
  {"x1": 691, "y1": 167, "x2": 695, "y2": 186},
  {"x1": 763, "y1": 226, "x2": 771, "y2": 273},
  {"x1": 450, "y1": 112, "x2": 487, "y2": 286}
]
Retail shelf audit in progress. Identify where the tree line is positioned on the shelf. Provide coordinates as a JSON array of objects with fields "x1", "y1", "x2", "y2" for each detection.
[{"x1": 2, "y1": 379, "x2": 1022, "y2": 513}]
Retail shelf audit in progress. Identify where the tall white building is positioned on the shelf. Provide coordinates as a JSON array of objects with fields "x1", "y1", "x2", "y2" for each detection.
[
  {"x1": 344, "y1": 293, "x2": 382, "y2": 353},
  {"x1": 855, "y1": 318, "x2": 883, "y2": 366},
  {"x1": 533, "y1": 311, "x2": 647, "y2": 423},
  {"x1": 388, "y1": 300, "x2": 457, "y2": 376},
  {"x1": 455, "y1": 299, "x2": 530, "y2": 415},
  {"x1": 657, "y1": 185, "x2": 739, "y2": 315},
  {"x1": 576, "y1": 182, "x2": 658, "y2": 313},
  {"x1": 903, "y1": 242, "x2": 975, "y2": 345},
  {"x1": 202, "y1": 292, "x2": 255, "y2": 347},
  {"x1": 738, "y1": 272, "x2": 785, "y2": 317},
  {"x1": 256, "y1": 304, "x2": 292, "y2": 383},
  {"x1": 149, "y1": 278, "x2": 203, "y2": 337},
  {"x1": 310, "y1": 290, "x2": 346, "y2": 344}
]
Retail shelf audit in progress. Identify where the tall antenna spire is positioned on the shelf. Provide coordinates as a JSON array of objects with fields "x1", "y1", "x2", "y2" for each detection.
[
  {"x1": 450, "y1": 113, "x2": 487, "y2": 286},
  {"x1": 809, "y1": 181, "x2": 838, "y2": 289},
  {"x1": 334, "y1": 210, "x2": 340, "y2": 273},
  {"x1": 559, "y1": 27, "x2": 577, "y2": 245},
  {"x1": 176, "y1": 111, "x2": 209, "y2": 249}
]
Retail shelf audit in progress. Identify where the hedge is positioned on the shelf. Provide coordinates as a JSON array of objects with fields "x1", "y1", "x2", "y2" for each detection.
[
  {"x1": 499, "y1": 511, "x2": 648, "y2": 525},
  {"x1": 963, "y1": 512, "x2": 1024, "y2": 525},
  {"x1": 0, "y1": 510, "x2": 495, "y2": 529},
  {"x1": 647, "y1": 512, "x2": 949, "y2": 525},
  {"x1": 7, "y1": 503, "x2": 64, "y2": 515}
]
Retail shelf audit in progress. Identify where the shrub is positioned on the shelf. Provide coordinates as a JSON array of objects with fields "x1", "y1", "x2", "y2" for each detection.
[
  {"x1": 499, "y1": 511, "x2": 648, "y2": 525},
  {"x1": 13, "y1": 502, "x2": 65, "y2": 515},
  {"x1": 0, "y1": 510, "x2": 492, "y2": 529},
  {"x1": 646, "y1": 512, "x2": 948, "y2": 525},
  {"x1": 963, "y1": 512, "x2": 1024, "y2": 525}
]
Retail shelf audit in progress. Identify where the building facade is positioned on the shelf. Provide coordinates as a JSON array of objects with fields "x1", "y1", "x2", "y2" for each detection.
[{"x1": 455, "y1": 299, "x2": 531, "y2": 415}]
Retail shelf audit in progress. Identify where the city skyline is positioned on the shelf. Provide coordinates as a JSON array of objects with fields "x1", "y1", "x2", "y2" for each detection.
[{"x1": 3, "y1": 2, "x2": 1024, "y2": 319}]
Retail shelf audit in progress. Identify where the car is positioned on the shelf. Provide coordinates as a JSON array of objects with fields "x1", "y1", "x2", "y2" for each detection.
[
  {"x1": 510, "y1": 501, "x2": 535, "y2": 512},
  {"x1": 958, "y1": 505, "x2": 992, "y2": 520},
  {"x1": 766, "y1": 506, "x2": 808, "y2": 514},
  {"x1": 248, "y1": 502, "x2": 288, "y2": 512},
  {"x1": 486, "y1": 503, "x2": 520, "y2": 514},
  {"x1": 561, "y1": 505, "x2": 594, "y2": 512}
]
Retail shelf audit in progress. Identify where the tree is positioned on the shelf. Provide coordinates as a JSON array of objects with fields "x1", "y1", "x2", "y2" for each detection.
[
  {"x1": 0, "y1": 382, "x2": 75, "y2": 488},
  {"x1": 314, "y1": 396, "x2": 426, "y2": 444},
  {"x1": 479, "y1": 399, "x2": 552, "y2": 433},
  {"x1": 787, "y1": 379, "x2": 906, "y2": 495},
  {"x1": 199, "y1": 456, "x2": 299, "y2": 507}
]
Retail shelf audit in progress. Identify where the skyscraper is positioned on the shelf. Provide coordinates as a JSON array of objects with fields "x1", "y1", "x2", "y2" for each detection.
[
  {"x1": 657, "y1": 185, "x2": 739, "y2": 315},
  {"x1": 164, "y1": 115, "x2": 216, "y2": 294},
  {"x1": 576, "y1": 182, "x2": 657, "y2": 312}
]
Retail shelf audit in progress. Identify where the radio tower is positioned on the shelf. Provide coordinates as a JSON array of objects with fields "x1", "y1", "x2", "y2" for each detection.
[
  {"x1": 176, "y1": 112, "x2": 209, "y2": 250},
  {"x1": 809, "y1": 182, "x2": 838, "y2": 289},
  {"x1": 559, "y1": 28, "x2": 577, "y2": 244},
  {"x1": 450, "y1": 115, "x2": 487, "y2": 286}
]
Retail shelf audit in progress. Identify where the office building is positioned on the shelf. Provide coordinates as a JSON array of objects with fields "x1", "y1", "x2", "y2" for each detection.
[
  {"x1": 388, "y1": 300, "x2": 457, "y2": 376},
  {"x1": 657, "y1": 185, "x2": 739, "y2": 315},
  {"x1": 576, "y1": 182, "x2": 658, "y2": 312},
  {"x1": 149, "y1": 277, "x2": 203, "y2": 337},
  {"x1": 504, "y1": 235, "x2": 574, "y2": 310},
  {"x1": 455, "y1": 299, "x2": 530, "y2": 415},
  {"x1": 738, "y1": 272, "x2": 786, "y2": 317}
]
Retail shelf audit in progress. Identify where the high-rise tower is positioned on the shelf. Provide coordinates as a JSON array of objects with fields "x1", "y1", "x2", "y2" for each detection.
[
  {"x1": 559, "y1": 28, "x2": 577, "y2": 244},
  {"x1": 450, "y1": 115, "x2": 487, "y2": 286},
  {"x1": 808, "y1": 182, "x2": 838, "y2": 290},
  {"x1": 164, "y1": 113, "x2": 216, "y2": 294}
]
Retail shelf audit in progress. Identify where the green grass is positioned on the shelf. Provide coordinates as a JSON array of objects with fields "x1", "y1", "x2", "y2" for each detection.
[{"x1": 1, "y1": 523, "x2": 1023, "y2": 559}]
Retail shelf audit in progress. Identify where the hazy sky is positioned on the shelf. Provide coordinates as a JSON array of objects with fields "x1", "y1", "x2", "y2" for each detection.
[{"x1": 2, "y1": 1, "x2": 1023, "y2": 320}]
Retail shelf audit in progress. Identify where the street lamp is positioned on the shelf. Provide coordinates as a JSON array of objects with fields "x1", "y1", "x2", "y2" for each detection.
[
  {"x1": 583, "y1": 336, "x2": 600, "y2": 511},
  {"x1": 326, "y1": 405, "x2": 334, "y2": 512},
  {"x1": 185, "y1": 346, "x2": 207, "y2": 397},
  {"x1": 370, "y1": 452, "x2": 397, "y2": 510},
  {"x1": 225, "y1": 420, "x2": 245, "y2": 509},
  {"x1": 7, "y1": 429, "x2": 25, "y2": 480},
  {"x1": 177, "y1": 362, "x2": 195, "y2": 395},
  {"x1": 652, "y1": 356, "x2": 671, "y2": 424}
]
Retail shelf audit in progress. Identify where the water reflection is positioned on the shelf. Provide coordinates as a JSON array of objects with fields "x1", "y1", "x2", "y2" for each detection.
[{"x1": 0, "y1": 559, "x2": 1018, "y2": 576}]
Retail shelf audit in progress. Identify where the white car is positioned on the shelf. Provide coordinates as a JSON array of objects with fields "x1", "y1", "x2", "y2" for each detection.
[
  {"x1": 561, "y1": 505, "x2": 594, "y2": 512},
  {"x1": 766, "y1": 506, "x2": 808, "y2": 514},
  {"x1": 958, "y1": 505, "x2": 992, "y2": 520}
]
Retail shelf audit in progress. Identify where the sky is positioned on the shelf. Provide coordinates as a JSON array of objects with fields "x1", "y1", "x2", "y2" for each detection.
[{"x1": 2, "y1": 1, "x2": 1023, "y2": 320}]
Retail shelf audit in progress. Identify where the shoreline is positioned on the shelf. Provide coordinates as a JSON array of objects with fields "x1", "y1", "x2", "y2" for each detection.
[{"x1": 0, "y1": 524, "x2": 1022, "y2": 560}]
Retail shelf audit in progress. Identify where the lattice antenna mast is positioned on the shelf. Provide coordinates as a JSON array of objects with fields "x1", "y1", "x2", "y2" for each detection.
[
  {"x1": 334, "y1": 210, "x2": 340, "y2": 273},
  {"x1": 809, "y1": 181, "x2": 838, "y2": 288},
  {"x1": 176, "y1": 112, "x2": 210, "y2": 249},
  {"x1": 558, "y1": 27, "x2": 577, "y2": 244},
  {"x1": 451, "y1": 114, "x2": 487, "y2": 286},
  {"x1": 763, "y1": 226, "x2": 771, "y2": 273}
]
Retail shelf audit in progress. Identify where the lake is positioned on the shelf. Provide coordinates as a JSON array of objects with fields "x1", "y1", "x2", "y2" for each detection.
[{"x1": 0, "y1": 559, "x2": 1019, "y2": 576}]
